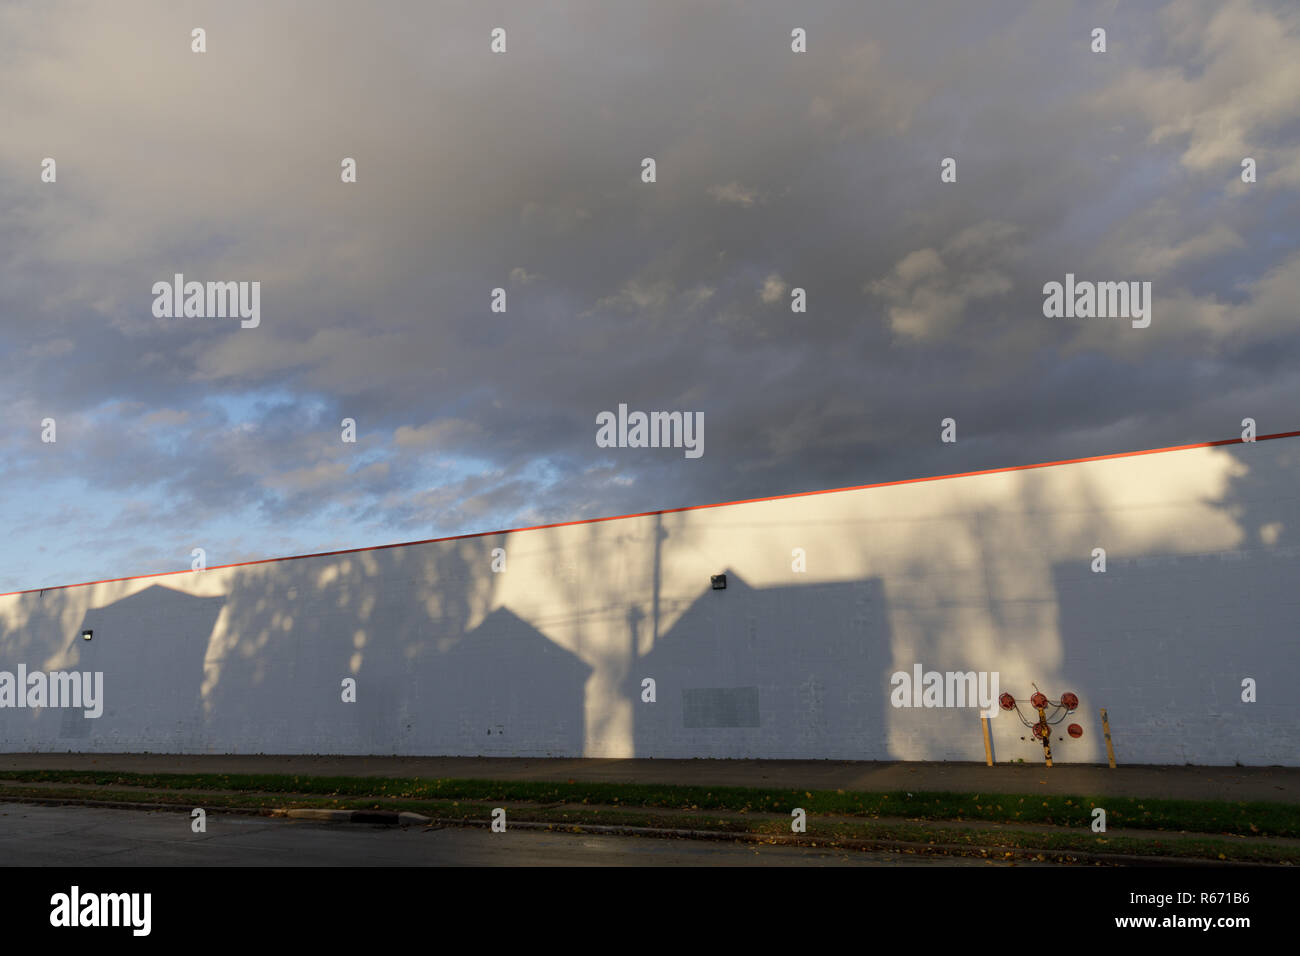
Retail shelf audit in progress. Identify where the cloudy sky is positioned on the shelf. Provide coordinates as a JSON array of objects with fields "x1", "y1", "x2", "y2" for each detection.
[{"x1": 2, "y1": 0, "x2": 1298, "y2": 592}]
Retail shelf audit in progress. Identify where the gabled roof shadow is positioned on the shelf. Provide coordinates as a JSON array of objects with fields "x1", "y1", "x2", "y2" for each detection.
[
  {"x1": 352, "y1": 604, "x2": 593, "y2": 756},
  {"x1": 66, "y1": 584, "x2": 225, "y2": 746},
  {"x1": 629, "y1": 570, "x2": 891, "y2": 758}
]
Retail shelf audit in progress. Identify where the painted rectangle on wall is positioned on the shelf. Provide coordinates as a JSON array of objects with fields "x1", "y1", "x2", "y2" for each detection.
[{"x1": 683, "y1": 687, "x2": 760, "y2": 728}]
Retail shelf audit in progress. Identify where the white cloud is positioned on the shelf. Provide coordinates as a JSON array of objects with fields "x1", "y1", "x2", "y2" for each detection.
[
  {"x1": 868, "y1": 223, "x2": 1021, "y2": 342},
  {"x1": 708, "y1": 182, "x2": 760, "y2": 206},
  {"x1": 759, "y1": 274, "x2": 788, "y2": 304},
  {"x1": 1090, "y1": 0, "x2": 1300, "y2": 187}
]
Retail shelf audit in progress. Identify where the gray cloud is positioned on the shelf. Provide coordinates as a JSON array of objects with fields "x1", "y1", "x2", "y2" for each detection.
[{"x1": 1, "y1": 0, "x2": 1298, "y2": 588}]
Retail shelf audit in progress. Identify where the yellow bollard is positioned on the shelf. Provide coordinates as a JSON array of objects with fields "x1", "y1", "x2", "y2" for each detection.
[{"x1": 1101, "y1": 708, "x2": 1117, "y2": 768}]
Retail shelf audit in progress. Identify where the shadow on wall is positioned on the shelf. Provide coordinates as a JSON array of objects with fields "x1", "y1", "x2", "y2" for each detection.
[
  {"x1": 72, "y1": 585, "x2": 225, "y2": 749},
  {"x1": 0, "y1": 532, "x2": 590, "y2": 755},
  {"x1": 195, "y1": 535, "x2": 589, "y2": 755},
  {"x1": 2, "y1": 436, "x2": 1298, "y2": 763},
  {"x1": 1053, "y1": 442, "x2": 1300, "y2": 766},
  {"x1": 406, "y1": 605, "x2": 590, "y2": 755},
  {"x1": 1219, "y1": 438, "x2": 1300, "y2": 555},
  {"x1": 627, "y1": 571, "x2": 892, "y2": 760},
  {"x1": 1053, "y1": 551, "x2": 1300, "y2": 766}
]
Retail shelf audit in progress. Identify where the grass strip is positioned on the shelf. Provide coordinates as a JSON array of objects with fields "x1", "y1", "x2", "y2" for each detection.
[
  {"x1": 0, "y1": 783, "x2": 1295, "y2": 864},
  {"x1": 1, "y1": 769, "x2": 1295, "y2": 839}
]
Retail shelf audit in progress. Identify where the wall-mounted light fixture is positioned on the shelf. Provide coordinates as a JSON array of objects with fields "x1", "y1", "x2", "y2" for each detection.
[
  {"x1": 711, "y1": 574, "x2": 726, "y2": 590},
  {"x1": 81, "y1": 629, "x2": 93, "y2": 641}
]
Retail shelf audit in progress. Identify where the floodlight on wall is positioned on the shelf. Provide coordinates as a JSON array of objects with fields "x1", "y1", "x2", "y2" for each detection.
[
  {"x1": 711, "y1": 574, "x2": 726, "y2": 590},
  {"x1": 81, "y1": 629, "x2": 93, "y2": 641}
]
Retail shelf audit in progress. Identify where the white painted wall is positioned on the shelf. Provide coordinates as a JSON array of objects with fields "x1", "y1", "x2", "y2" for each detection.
[{"x1": 2, "y1": 436, "x2": 1297, "y2": 764}]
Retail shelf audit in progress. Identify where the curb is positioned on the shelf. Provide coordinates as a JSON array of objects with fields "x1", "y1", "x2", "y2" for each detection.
[
  {"x1": 424, "y1": 817, "x2": 1277, "y2": 867},
  {"x1": 278, "y1": 808, "x2": 431, "y2": 826}
]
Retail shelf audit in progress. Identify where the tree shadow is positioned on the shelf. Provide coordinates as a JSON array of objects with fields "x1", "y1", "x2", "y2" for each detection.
[
  {"x1": 1, "y1": 435, "x2": 1296, "y2": 765},
  {"x1": 1050, "y1": 439, "x2": 1300, "y2": 766}
]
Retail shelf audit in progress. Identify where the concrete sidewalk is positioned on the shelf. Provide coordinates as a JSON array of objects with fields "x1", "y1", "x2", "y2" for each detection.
[{"x1": 1, "y1": 754, "x2": 1296, "y2": 803}]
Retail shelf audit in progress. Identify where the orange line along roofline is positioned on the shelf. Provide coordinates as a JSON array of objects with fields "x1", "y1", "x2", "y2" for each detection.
[{"x1": 5, "y1": 429, "x2": 1298, "y2": 598}]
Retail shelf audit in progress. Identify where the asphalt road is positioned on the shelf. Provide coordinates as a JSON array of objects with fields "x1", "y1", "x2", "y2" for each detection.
[{"x1": 0, "y1": 803, "x2": 1013, "y2": 867}]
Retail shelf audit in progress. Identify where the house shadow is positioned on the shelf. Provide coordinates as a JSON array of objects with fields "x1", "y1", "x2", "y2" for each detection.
[
  {"x1": 187, "y1": 540, "x2": 592, "y2": 756},
  {"x1": 384, "y1": 604, "x2": 592, "y2": 756},
  {"x1": 70, "y1": 584, "x2": 226, "y2": 749},
  {"x1": 627, "y1": 570, "x2": 891, "y2": 759},
  {"x1": 7, "y1": 537, "x2": 589, "y2": 757}
]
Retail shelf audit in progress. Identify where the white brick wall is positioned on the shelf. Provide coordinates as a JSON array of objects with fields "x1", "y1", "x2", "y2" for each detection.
[{"x1": 1, "y1": 435, "x2": 1296, "y2": 764}]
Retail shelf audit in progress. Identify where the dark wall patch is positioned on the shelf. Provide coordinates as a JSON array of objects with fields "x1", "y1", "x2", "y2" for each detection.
[{"x1": 683, "y1": 687, "x2": 760, "y2": 728}]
